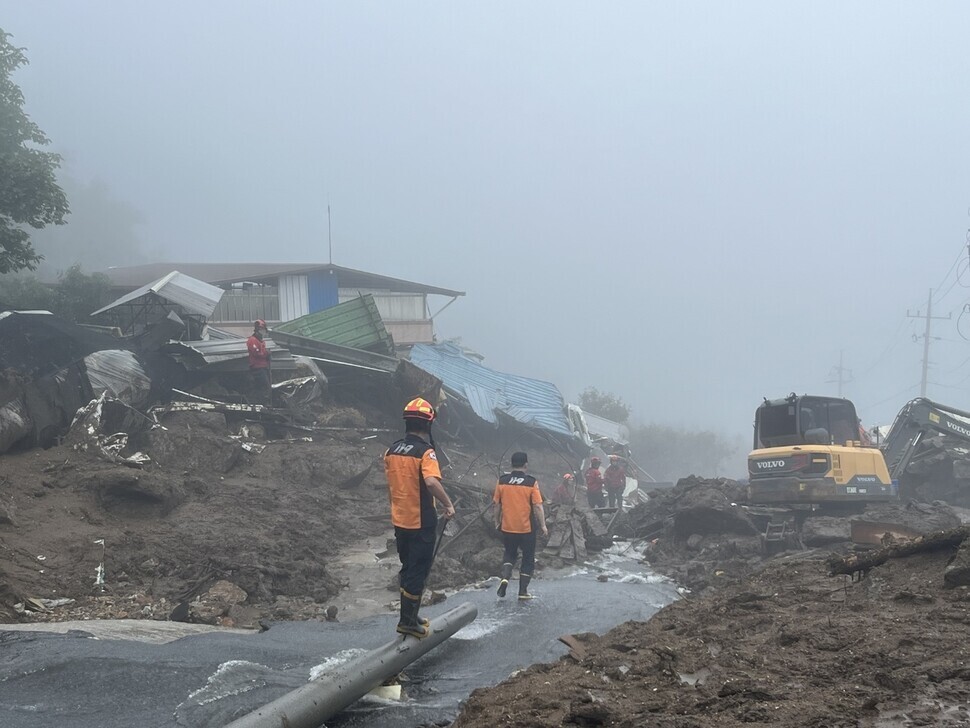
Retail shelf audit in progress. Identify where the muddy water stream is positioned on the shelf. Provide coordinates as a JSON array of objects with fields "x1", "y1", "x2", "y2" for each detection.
[{"x1": 0, "y1": 545, "x2": 679, "y2": 728}]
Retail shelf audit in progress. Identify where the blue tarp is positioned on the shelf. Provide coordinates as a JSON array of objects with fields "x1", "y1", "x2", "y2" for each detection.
[{"x1": 409, "y1": 343, "x2": 573, "y2": 437}]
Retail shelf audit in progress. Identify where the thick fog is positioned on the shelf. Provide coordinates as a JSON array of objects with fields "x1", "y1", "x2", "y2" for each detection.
[{"x1": 5, "y1": 2, "x2": 970, "y2": 456}]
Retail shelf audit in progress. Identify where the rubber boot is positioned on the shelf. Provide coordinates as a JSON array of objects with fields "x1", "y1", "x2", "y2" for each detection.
[
  {"x1": 396, "y1": 590, "x2": 429, "y2": 638},
  {"x1": 400, "y1": 589, "x2": 430, "y2": 627},
  {"x1": 518, "y1": 573, "x2": 534, "y2": 600},
  {"x1": 496, "y1": 562, "x2": 513, "y2": 598}
]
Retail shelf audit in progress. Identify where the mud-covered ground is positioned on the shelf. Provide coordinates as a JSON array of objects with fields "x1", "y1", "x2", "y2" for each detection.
[
  {"x1": 0, "y1": 407, "x2": 574, "y2": 627},
  {"x1": 454, "y1": 547, "x2": 970, "y2": 728}
]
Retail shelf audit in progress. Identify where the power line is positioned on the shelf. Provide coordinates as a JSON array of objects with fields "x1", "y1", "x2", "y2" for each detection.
[
  {"x1": 907, "y1": 289, "x2": 952, "y2": 397},
  {"x1": 932, "y1": 236, "x2": 970, "y2": 302},
  {"x1": 826, "y1": 350, "x2": 852, "y2": 397},
  {"x1": 861, "y1": 383, "x2": 920, "y2": 411}
]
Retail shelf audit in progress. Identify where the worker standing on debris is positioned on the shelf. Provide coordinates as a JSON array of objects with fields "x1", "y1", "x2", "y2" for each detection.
[
  {"x1": 604, "y1": 454, "x2": 627, "y2": 509},
  {"x1": 552, "y1": 473, "x2": 575, "y2": 505},
  {"x1": 385, "y1": 398, "x2": 455, "y2": 638},
  {"x1": 493, "y1": 452, "x2": 548, "y2": 600},
  {"x1": 584, "y1": 456, "x2": 605, "y2": 508},
  {"x1": 603, "y1": 455, "x2": 626, "y2": 508},
  {"x1": 247, "y1": 319, "x2": 272, "y2": 404}
]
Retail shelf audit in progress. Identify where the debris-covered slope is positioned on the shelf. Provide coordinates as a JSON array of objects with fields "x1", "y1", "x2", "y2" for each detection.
[{"x1": 454, "y1": 547, "x2": 970, "y2": 728}]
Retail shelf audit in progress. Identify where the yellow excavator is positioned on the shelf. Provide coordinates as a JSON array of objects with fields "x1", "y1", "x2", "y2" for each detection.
[{"x1": 747, "y1": 394, "x2": 895, "y2": 504}]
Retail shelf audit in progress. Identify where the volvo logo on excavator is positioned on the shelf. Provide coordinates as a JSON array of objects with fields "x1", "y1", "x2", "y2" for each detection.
[
  {"x1": 945, "y1": 420, "x2": 970, "y2": 438},
  {"x1": 755, "y1": 460, "x2": 787, "y2": 470}
]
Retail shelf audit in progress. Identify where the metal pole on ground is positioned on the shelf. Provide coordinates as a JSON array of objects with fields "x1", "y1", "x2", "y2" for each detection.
[{"x1": 223, "y1": 602, "x2": 478, "y2": 728}]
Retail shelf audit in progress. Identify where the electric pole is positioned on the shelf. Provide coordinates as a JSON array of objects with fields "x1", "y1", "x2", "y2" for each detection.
[
  {"x1": 827, "y1": 350, "x2": 852, "y2": 397},
  {"x1": 907, "y1": 288, "x2": 951, "y2": 397}
]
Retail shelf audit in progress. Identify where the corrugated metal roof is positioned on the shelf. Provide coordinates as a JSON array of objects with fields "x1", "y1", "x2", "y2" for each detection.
[
  {"x1": 273, "y1": 294, "x2": 395, "y2": 355},
  {"x1": 92, "y1": 271, "x2": 224, "y2": 317},
  {"x1": 269, "y1": 329, "x2": 399, "y2": 374},
  {"x1": 409, "y1": 343, "x2": 573, "y2": 437},
  {"x1": 101, "y1": 263, "x2": 465, "y2": 297},
  {"x1": 161, "y1": 338, "x2": 295, "y2": 372}
]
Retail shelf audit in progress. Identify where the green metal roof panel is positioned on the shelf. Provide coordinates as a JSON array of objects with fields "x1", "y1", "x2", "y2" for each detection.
[{"x1": 274, "y1": 294, "x2": 395, "y2": 354}]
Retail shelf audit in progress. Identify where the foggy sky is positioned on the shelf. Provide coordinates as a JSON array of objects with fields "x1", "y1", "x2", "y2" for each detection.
[{"x1": 5, "y1": 2, "x2": 970, "y2": 466}]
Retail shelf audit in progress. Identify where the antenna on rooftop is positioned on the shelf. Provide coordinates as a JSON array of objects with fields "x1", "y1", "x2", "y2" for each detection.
[{"x1": 327, "y1": 204, "x2": 333, "y2": 264}]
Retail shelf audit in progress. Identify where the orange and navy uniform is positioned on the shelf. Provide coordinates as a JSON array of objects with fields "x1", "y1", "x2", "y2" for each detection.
[
  {"x1": 384, "y1": 434, "x2": 442, "y2": 530},
  {"x1": 493, "y1": 471, "x2": 542, "y2": 534}
]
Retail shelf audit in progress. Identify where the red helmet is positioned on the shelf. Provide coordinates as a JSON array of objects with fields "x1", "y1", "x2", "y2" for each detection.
[
  {"x1": 255, "y1": 319, "x2": 267, "y2": 329},
  {"x1": 563, "y1": 473, "x2": 574, "y2": 481},
  {"x1": 590, "y1": 456, "x2": 601, "y2": 464},
  {"x1": 403, "y1": 397, "x2": 436, "y2": 422}
]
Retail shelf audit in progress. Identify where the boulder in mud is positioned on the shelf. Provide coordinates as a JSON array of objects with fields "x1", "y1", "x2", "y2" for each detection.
[
  {"x1": 142, "y1": 427, "x2": 241, "y2": 474},
  {"x1": 186, "y1": 580, "x2": 248, "y2": 625},
  {"x1": 801, "y1": 516, "x2": 851, "y2": 546},
  {"x1": 944, "y1": 539, "x2": 970, "y2": 588}
]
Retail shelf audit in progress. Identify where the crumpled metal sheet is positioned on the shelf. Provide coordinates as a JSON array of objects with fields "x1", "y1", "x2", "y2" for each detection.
[
  {"x1": 84, "y1": 350, "x2": 152, "y2": 409},
  {"x1": 409, "y1": 343, "x2": 573, "y2": 437}
]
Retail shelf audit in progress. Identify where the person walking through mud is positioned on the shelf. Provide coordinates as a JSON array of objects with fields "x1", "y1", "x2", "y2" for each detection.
[
  {"x1": 493, "y1": 451, "x2": 548, "y2": 600},
  {"x1": 604, "y1": 454, "x2": 627, "y2": 509},
  {"x1": 246, "y1": 319, "x2": 272, "y2": 404},
  {"x1": 584, "y1": 456, "x2": 605, "y2": 508},
  {"x1": 384, "y1": 398, "x2": 455, "y2": 638}
]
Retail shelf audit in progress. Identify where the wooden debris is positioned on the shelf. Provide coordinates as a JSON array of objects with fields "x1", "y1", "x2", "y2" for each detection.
[{"x1": 826, "y1": 526, "x2": 970, "y2": 577}]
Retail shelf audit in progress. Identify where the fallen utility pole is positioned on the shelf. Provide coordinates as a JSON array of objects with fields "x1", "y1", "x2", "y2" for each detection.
[{"x1": 223, "y1": 602, "x2": 478, "y2": 728}]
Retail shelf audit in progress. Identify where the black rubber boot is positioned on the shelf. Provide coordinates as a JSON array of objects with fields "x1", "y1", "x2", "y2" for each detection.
[
  {"x1": 396, "y1": 590, "x2": 429, "y2": 638},
  {"x1": 400, "y1": 589, "x2": 430, "y2": 627},
  {"x1": 518, "y1": 573, "x2": 534, "y2": 600},
  {"x1": 496, "y1": 562, "x2": 513, "y2": 598}
]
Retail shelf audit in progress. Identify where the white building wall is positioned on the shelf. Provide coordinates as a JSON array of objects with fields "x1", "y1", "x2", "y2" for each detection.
[
  {"x1": 337, "y1": 288, "x2": 426, "y2": 321},
  {"x1": 279, "y1": 275, "x2": 310, "y2": 321}
]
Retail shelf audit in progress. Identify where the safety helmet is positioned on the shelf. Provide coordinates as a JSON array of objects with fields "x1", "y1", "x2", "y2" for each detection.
[
  {"x1": 563, "y1": 473, "x2": 574, "y2": 480},
  {"x1": 255, "y1": 319, "x2": 267, "y2": 329},
  {"x1": 590, "y1": 456, "x2": 601, "y2": 464},
  {"x1": 403, "y1": 397, "x2": 436, "y2": 422},
  {"x1": 609, "y1": 454, "x2": 620, "y2": 461}
]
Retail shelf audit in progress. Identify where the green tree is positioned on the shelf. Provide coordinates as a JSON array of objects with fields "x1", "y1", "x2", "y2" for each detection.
[
  {"x1": 578, "y1": 387, "x2": 631, "y2": 423},
  {"x1": 629, "y1": 424, "x2": 741, "y2": 482},
  {"x1": 0, "y1": 29, "x2": 69, "y2": 273},
  {"x1": 0, "y1": 265, "x2": 111, "y2": 321}
]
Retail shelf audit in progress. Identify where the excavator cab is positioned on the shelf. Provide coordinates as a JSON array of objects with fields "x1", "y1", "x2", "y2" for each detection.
[{"x1": 748, "y1": 394, "x2": 895, "y2": 504}]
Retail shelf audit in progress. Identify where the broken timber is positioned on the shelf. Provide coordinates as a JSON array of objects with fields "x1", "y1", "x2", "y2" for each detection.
[
  {"x1": 224, "y1": 602, "x2": 477, "y2": 728},
  {"x1": 826, "y1": 526, "x2": 970, "y2": 577}
]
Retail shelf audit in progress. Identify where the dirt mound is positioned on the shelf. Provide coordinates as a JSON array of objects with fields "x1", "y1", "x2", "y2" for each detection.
[{"x1": 454, "y1": 547, "x2": 970, "y2": 727}]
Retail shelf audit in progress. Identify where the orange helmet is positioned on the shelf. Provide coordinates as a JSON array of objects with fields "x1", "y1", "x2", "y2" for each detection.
[
  {"x1": 563, "y1": 473, "x2": 574, "y2": 481},
  {"x1": 403, "y1": 397, "x2": 436, "y2": 422}
]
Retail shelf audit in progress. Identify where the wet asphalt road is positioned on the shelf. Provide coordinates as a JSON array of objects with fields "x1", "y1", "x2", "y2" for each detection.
[{"x1": 0, "y1": 553, "x2": 679, "y2": 728}]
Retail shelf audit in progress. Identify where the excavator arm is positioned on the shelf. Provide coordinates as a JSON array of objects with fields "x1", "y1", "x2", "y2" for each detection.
[{"x1": 881, "y1": 398, "x2": 970, "y2": 479}]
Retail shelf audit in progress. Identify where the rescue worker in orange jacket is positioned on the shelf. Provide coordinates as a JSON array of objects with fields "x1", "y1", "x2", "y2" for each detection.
[
  {"x1": 246, "y1": 319, "x2": 272, "y2": 404},
  {"x1": 604, "y1": 454, "x2": 627, "y2": 509},
  {"x1": 551, "y1": 473, "x2": 575, "y2": 505},
  {"x1": 584, "y1": 456, "x2": 605, "y2": 508},
  {"x1": 384, "y1": 398, "x2": 455, "y2": 638},
  {"x1": 493, "y1": 451, "x2": 548, "y2": 600}
]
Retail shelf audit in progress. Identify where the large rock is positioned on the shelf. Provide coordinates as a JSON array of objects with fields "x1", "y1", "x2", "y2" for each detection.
[
  {"x1": 187, "y1": 580, "x2": 248, "y2": 625},
  {"x1": 944, "y1": 540, "x2": 970, "y2": 588},
  {"x1": 801, "y1": 517, "x2": 851, "y2": 546},
  {"x1": 142, "y1": 426, "x2": 240, "y2": 474}
]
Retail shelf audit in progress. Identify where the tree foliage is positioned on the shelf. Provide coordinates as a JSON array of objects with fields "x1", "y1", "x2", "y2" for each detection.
[
  {"x1": 629, "y1": 424, "x2": 741, "y2": 482},
  {"x1": 32, "y1": 177, "x2": 147, "y2": 274},
  {"x1": 0, "y1": 265, "x2": 112, "y2": 322},
  {"x1": 578, "y1": 387, "x2": 631, "y2": 423},
  {"x1": 0, "y1": 29, "x2": 69, "y2": 273}
]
